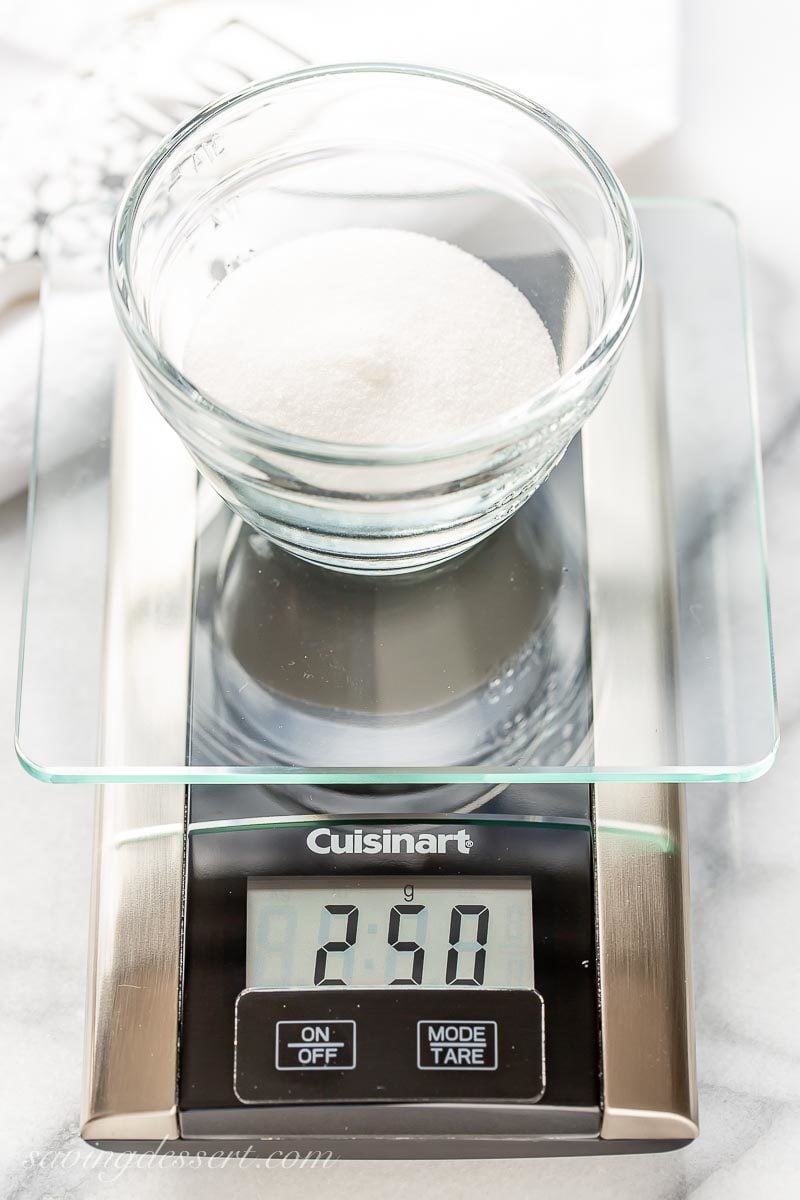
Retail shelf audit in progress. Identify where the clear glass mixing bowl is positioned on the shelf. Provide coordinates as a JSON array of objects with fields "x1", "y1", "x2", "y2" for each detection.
[{"x1": 110, "y1": 64, "x2": 642, "y2": 574}]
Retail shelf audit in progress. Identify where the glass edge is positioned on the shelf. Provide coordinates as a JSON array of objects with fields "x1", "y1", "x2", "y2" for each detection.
[
  {"x1": 13, "y1": 266, "x2": 49, "y2": 757},
  {"x1": 118, "y1": 815, "x2": 677, "y2": 855},
  {"x1": 187, "y1": 814, "x2": 593, "y2": 834},
  {"x1": 15, "y1": 739, "x2": 779, "y2": 787},
  {"x1": 728, "y1": 200, "x2": 781, "y2": 745}
]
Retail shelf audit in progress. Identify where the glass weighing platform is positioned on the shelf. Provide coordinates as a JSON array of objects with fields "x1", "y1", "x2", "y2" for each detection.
[{"x1": 15, "y1": 201, "x2": 777, "y2": 1158}]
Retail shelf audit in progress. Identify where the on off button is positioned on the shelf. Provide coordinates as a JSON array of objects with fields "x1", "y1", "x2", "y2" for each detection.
[{"x1": 275, "y1": 1020, "x2": 356, "y2": 1071}]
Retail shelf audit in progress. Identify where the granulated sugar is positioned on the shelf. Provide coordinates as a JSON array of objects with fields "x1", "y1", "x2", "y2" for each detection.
[{"x1": 184, "y1": 228, "x2": 559, "y2": 444}]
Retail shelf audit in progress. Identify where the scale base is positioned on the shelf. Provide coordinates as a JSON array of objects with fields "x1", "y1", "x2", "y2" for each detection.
[{"x1": 81, "y1": 781, "x2": 696, "y2": 1159}]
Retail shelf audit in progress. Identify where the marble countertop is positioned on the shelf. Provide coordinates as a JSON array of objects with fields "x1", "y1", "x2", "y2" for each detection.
[{"x1": 1, "y1": 2, "x2": 799, "y2": 1197}]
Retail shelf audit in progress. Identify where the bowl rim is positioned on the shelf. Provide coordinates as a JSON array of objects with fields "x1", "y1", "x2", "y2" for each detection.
[{"x1": 109, "y1": 61, "x2": 643, "y2": 466}]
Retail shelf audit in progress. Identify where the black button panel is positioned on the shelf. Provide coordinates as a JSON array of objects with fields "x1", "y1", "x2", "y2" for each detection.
[
  {"x1": 181, "y1": 813, "x2": 598, "y2": 1116},
  {"x1": 234, "y1": 989, "x2": 544, "y2": 1104}
]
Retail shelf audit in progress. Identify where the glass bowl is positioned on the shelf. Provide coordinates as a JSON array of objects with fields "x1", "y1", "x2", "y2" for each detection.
[{"x1": 110, "y1": 63, "x2": 642, "y2": 575}]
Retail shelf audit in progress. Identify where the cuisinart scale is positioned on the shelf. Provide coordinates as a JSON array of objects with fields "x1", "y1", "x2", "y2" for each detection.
[{"x1": 16, "y1": 201, "x2": 777, "y2": 1159}]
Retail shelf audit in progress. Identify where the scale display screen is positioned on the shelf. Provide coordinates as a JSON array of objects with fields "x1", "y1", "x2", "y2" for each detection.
[{"x1": 246, "y1": 877, "x2": 534, "y2": 990}]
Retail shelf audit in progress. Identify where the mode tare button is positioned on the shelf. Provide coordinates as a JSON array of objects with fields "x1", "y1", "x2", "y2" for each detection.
[
  {"x1": 275, "y1": 1020, "x2": 356, "y2": 1071},
  {"x1": 417, "y1": 1020, "x2": 498, "y2": 1070}
]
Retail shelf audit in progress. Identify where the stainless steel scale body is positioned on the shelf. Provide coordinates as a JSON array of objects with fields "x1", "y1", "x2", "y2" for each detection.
[
  {"x1": 16, "y1": 202, "x2": 776, "y2": 1159},
  {"x1": 82, "y1": 782, "x2": 695, "y2": 1157}
]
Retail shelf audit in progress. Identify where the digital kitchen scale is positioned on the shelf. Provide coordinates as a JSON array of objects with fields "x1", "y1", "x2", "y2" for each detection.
[{"x1": 16, "y1": 201, "x2": 777, "y2": 1158}]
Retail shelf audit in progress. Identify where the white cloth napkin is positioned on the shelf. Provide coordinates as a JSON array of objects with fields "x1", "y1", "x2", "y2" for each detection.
[{"x1": 0, "y1": 0, "x2": 678, "y2": 504}]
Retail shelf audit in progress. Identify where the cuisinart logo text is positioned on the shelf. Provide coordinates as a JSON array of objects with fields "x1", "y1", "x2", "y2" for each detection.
[{"x1": 306, "y1": 828, "x2": 473, "y2": 856}]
